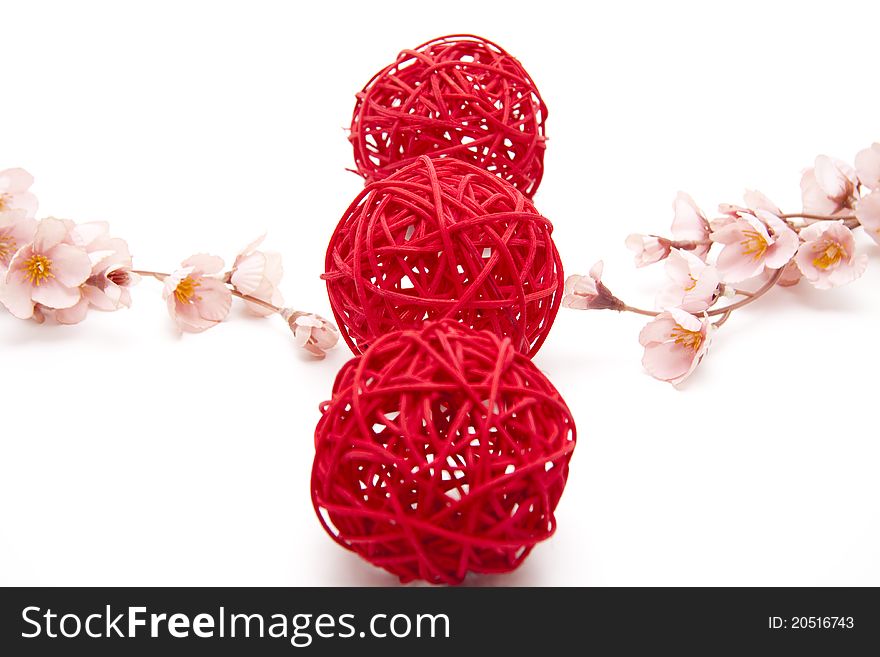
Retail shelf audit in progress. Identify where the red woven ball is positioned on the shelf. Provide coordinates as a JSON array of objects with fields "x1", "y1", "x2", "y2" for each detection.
[
  {"x1": 349, "y1": 34, "x2": 548, "y2": 198},
  {"x1": 311, "y1": 321, "x2": 577, "y2": 584},
  {"x1": 323, "y1": 155, "x2": 564, "y2": 357}
]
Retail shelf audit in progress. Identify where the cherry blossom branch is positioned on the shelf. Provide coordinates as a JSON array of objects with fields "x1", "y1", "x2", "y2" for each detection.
[
  {"x1": 232, "y1": 290, "x2": 282, "y2": 314},
  {"x1": 0, "y1": 169, "x2": 341, "y2": 359},
  {"x1": 131, "y1": 268, "x2": 338, "y2": 359},
  {"x1": 133, "y1": 269, "x2": 284, "y2": 315},
  {"x1": 776, "y1": 213, "x2": 861, "y2": 231},
  {"x1": 712, "y1": 309, "x2": 733, "y2": 328},
  {"x1": 779, "y1": 213, "x2": 856, "y2": 221},
  {"x1": 562, "y1": 143, "x2": 880, "y2": 386},
  {"x1": 132, "y1": 269, "x2": 166, "y2": 281},
  {"x1": 617, "y1": 267, "x2": 785, "y2": 320}
]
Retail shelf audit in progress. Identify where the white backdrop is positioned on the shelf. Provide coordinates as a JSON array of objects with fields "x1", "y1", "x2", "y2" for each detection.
[{"x1": 2, "y1": 0, "x2": 878, "y2": 586}]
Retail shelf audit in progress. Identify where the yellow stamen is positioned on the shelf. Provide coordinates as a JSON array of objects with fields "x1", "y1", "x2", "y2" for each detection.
[
  {"x1": 0, "y1": 192, "x2": 11, "y2": 211},
  {"x1": 0, "y1": 233, "x2": 16, "y2": 266},
  {"x1": 174, "y1": 276, "x2": 200, "y2": 304},
  {"x1": 671, "y1": 325, "x2": 703, "y2": 352},
  {"x1": 812, "y1": 241, "x2": 846, "y2": 270},
  {"x1": 684, "y1": 275, "x2": 698, "y2": 291},
  {"x1": 740, "y1": 229, "x2": 768, "y2": 261},
  {"x1": 22, "y1": 254, "x2": 54, "y2": 286}
]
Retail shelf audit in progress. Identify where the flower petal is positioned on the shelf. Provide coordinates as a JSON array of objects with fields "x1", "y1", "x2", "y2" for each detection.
[
  {"x1": 671, "y1": 192, "x2": 709, "y2": 242},
  {"x1": 32, "y1": 279, "x2": 81, "y2": 309},
  {"x1": 564, "y1": 274, "x2": 583, "y2": 296},
  {"x1": 195, "y1": 278, "x2": 232, "y2": 322},
  {"x1": 814, "y1": 155, "x2": 856, "y2": 200},
  {"x1": 0, "y1": 274, "x2": 35, "y2": 318},
  {"x1": 293, "y1": 324, "x2": 311, "y2": 346},
  {"x1": 758, "y1": 213, "x2": 799, "y2": 270},
  {"x1": 162, "y1": 267, "x2": 195, "y2": 300},
  {"x1": 855, "y1": 143, "x2": 880, "y2": 191},
  {"x1": 55, "y1": 296, "x2": 90, "y2": 324},
  {"x1": 743, "y1": 189, "x2": 781, "y2": 215},
  {"x1": 238, "y1": 233, "x2": 267, "y2": 259},
  {"x1": 182, "y1": 253, "x2": 225, "y2": 275},
  {"x1": 47, "y1": 243, "x2": 92, "y2": 287},
  {"x1": 0, "y1": 168, "x2": 34, "y2": 192},
  {"x1": 801, "y1": 169, "x2": 842, "y2": 215},
  {"x1": 262, "y1": 251, "x2": 283, "y2": 284},
  {"x1": 242, "y1": 277, "x2": 281, "y2": 317},
  {"x1": 229, "y1": 252, "x2": 266, "y2": 295},
  {"x1": 855, "y1": 193, "x2": 880, "y2": 245},
  {"x1": 83, "y1": 284, "x2": 118, "y2": 311},
  {"x1": 642, "y1": 341, "x2": 692, "y2": 382},
  {"x1": 32, "y1": 217, "x2": 70, "y2": 253},
  {"x1": 664, "y1": 249, "x2": 693, "y2": 287},
  {"x1": 173, "y1": 300, "x2": 216, "y2": 332},
  {"x1": 709, "y1": 222, "x2": 744, "y2": 245},
  {"x1": 669, "y1": 307, "x2": 702, "y2": 332},
  {"x1": 70, "y1": 221, "x2": 110, "y2": 247},
  {"x1": 638, "y1": 314, "x2": 677, "y2": 346},
  {"x1": 715, "y1": 243, "x2": 764, "y2": 283}
]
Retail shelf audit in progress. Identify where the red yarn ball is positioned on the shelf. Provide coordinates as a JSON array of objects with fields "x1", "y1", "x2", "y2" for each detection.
[
  {"x1": 311, "y1": 321, "x2": 577, "y2": 584},
  {"x1": 349, "y1": 34, "x2": 548, "y2": 198},
  {"x1": 323, "y1": 155, "x2": 564, "y2": 358}
]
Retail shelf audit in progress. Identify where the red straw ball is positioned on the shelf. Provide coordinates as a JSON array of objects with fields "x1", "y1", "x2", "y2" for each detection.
[
  {"x1": 350, "y1": 34, "x2": 548, "y2": 198},
  {"x1": 311, "y1": 321, "x2": 577, "y2": 585},
  {"x1": 323, "y1": 155, "x2": 564, "y2": 357}
]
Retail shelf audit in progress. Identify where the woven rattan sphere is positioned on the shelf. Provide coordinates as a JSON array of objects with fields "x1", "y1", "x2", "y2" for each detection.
[
  {"x1": 349, "y1": 34, "x2": 548, "y2": 198},
  {"x1": 311, "y1": 321, "x2": 577, "y2": 584},
  {"x1": 323, "y1": 155, "x2": 563, "y2": 357}
]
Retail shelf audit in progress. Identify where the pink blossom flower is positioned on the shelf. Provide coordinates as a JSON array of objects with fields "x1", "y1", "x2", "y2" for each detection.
[
  {"x1": 228, "y1": 234, "x2": 283, "y2": 316},
  {"x1": 656, "y1": 249, "x2": 720, "y2": 312},
  {"x1": 795, "y1": 221, "x2": 867, "y2": 290},
  {"x1": 743, "y1": 189, "x2": 782, "y2": 215},
  {"x1": 639, "y1": 308, "x2": 713, "y2": 386},
  {"x1": 854, "y1": 143, "x2": 880, "y2": 191},
  {"x1": 671, "y1": 192, "x2": 711, "y2": 259},
  {"x1": 0, "y1": 217, "x2": 91, "y2": 319},
  {"x1": 282, "y1": 309, "x2": 339, "y2": 359},
  {"x1": 0, "y1": 168, "x2": 38, "y2": 218},
  {"x1": 711, "y1": 210, "x2": 799, "y2": 283},
  {"x1": 41, "y1": 223, "x2": 140, "y2": 325},
  {"x1": 718, "y1": 190, "x2": 783, "y2": 224},
  {"x1": 561, "y1": 261, "x2": 624, "y2": 310},
  {"x1": 625, "y1": 234, "x2": 671, "y2": 267},
  {"x1": 708, "y1": 213, "x2": 737, "y2": 233},
  {"x1": 800, "y1": 155, "x2": 859, "y2": 215},
  {"x1": 855, "y1": 192, "x2": 880, "y2": 245},
  {"x1": 0, "y1": 209, "x2": 37, "y2": 271},
  {"x1": 625, "y1": 193, "x2": 711, "y2": 266},
  {"x1": 52, "y1": 296, "x2": 90, "y2": 325},
  {"x1": 163, "y1": 254, "x2": 231, "y2": 332},
  {"x1": 72, "y1": 222, "x2": 139, "y2": 312}
]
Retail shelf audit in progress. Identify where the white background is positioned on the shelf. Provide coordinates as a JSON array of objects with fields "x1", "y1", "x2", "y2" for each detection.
[{"x1": 2, "y1": 0, "x2": 878, "y2": 586}]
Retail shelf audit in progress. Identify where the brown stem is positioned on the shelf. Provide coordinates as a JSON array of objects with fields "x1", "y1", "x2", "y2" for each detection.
[
  {"x1": 778, "y1": 213, "x2": 860, "y2": 232},
  {"x1": 619, "y1": 267, "x2": 786, "y2": 319},
  {"x1": 713, "y1": 309, "x2": 733, "y2": 328},
  {"x1": 132, "y1": 269, "x2": 168, "y2": 281},
  {"x1": 621, "y1": 304, "x2": 660, "y2": 317},
  {"x1": 779, "y1": 213, "x2": 856, "y2": 221},
  {"x1": 670, "y1": 239, "x2": 712, "y2": 249},
  {"x1": 230, "y1": 289, "x2": 281, "y2": 314}
]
